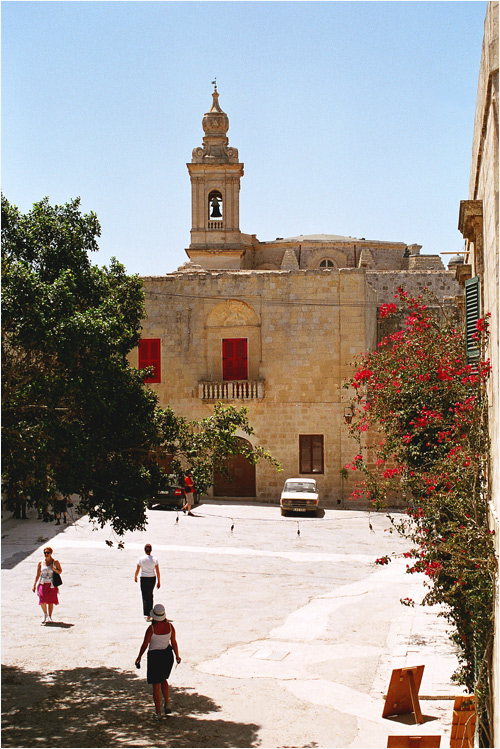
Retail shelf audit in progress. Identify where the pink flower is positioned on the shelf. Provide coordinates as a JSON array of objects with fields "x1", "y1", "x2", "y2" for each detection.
[{"x1": 379, "y1": 303, "x2": 397, "y2": 319}]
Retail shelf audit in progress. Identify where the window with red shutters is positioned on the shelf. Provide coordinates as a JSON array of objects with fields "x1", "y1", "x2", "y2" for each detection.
[
  {"x1": 299, "y1": 435, "x2": 324, "y2": 474},
  {"x1": 138, "y1": 339, "x2": 161, "y2": 383},
  {"x1": 222, "y1": 338, "x2": 248, "y2": 380}
]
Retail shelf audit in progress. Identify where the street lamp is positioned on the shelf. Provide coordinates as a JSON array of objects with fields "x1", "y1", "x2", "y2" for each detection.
[{"x1": 344, "y1": 405, "x2": 354, "y2": 424}]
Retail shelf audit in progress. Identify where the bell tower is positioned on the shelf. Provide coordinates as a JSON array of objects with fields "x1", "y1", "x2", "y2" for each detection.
[{"x1": 186, "y1": 85, "x2": 245, "y2": 269}]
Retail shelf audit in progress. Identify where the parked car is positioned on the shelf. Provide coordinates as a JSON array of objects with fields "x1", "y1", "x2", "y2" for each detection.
[
  {"x1": 149, "y1": 475, "x2": 201, "y2": 510},
  {"x1": 149, "y1": 475, "x2": 196, "y2": 510},
  {"x1": 280, "y1": 478, "x2": 320, "y2": 516}
]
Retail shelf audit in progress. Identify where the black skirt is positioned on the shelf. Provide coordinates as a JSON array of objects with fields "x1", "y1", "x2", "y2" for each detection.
[{"x1": 147, "y1": 645, "x2": 174, "y2": 684}]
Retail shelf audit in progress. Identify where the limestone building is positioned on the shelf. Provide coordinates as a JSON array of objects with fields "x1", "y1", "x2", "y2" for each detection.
[
  {"x1": 456, "y1": 2, "x2": 499, "y2": 742},
  {"x1": 132, "y1": 85, "x2": 462, "y2": 506}
]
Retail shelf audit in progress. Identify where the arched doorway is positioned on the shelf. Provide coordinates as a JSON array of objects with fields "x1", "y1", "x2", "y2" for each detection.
[{"x1": 214, "y1": 439, "x2": 256, "y2": 497}]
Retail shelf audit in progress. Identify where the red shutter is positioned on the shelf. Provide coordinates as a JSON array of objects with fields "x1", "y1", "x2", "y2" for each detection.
[
  {"x1": 138, "y1": 339, "x2": 161, "y2": 383},
  {"x1": 222, "y1": 339, "x2": 248, "y2": 380}
]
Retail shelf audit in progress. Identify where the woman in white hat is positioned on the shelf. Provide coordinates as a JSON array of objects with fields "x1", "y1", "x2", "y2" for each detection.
[{"x1": 135, "y1": 603, "x2": 181, "y2": 719}]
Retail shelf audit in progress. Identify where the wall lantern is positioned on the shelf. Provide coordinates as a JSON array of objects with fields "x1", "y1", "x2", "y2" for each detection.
[{"x1": 344, "y1": 406, "x2": 354, "y2": 424}]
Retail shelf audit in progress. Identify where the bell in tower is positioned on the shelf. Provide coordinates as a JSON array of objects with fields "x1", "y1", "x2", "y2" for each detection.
[
  {"x1": 209, "y1": 193, "x2": 223, "y2": 219},
  {"x1": 186, "y1": 85, "x2": 245, "y2": 269}
]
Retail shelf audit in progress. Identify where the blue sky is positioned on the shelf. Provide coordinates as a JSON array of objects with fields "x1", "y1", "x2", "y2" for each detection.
[{"x1": 2, "y1": 1, "x2": 487, "y2": 276}]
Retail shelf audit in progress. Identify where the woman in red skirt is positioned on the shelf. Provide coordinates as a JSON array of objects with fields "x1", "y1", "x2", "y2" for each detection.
[{"x1": 32, "y1": 546, "x2": 62, "y2": 624}]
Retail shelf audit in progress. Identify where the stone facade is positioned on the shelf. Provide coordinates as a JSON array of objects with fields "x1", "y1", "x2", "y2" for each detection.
[
  {"x1": 456, "y1": 3, "x2": 499, "y2": 743},
  {"x1": 132, "y1": 268, "x2": 379, "y2": 506},
  {"x1": 135, "y1": 85, "x2": 462, "y2": 508}
]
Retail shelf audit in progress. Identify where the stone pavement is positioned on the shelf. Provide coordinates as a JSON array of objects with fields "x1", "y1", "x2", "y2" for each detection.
[{"x1": 1, "y1": 502, "x2": 468, "y2": 748}]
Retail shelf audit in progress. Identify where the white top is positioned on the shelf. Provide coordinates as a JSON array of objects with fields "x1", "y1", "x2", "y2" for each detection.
[
  {"x1": 149, "y1": 623, "x2": 172, "y2": 651},
  {"x1": 40, "y1": 564, "x2": 55, "y2": 587},
  {"x1": 137, "y1": 554, "x2": 158, "y2": 577}
]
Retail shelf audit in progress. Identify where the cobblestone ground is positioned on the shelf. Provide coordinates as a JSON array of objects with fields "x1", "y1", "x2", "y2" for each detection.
[{"x1": 2, "y1": 502, "x2": 462, "y2": 747}]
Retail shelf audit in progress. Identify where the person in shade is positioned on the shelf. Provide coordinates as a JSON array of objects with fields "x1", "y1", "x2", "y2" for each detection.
[
  {"x1": 135, "y1": 544, "x2": 161, "y2": 620},
  {"x1": 181, "y1": 473, "x2": 194, "y2": 515},
  {"x1": 32, "y1": 547, "x2": 62, "y2": 623},
  {"x1": 135, "y1": 603, "x2": 181, "y2": 719},
  {"x1": 54, "y1": 492, "x2": 68, "y2": 525}
]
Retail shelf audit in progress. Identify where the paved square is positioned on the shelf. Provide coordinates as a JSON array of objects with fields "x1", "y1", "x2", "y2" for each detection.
[{"x1": 2, "y1": 502, "x2": 462, "y2": 747}]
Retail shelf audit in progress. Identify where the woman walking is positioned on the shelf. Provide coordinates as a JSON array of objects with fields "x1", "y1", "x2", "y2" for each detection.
[
  {"x1": 32, "y1": 547, "x2": 62, "y2": 623},
  {"x1": 54, "y1": 492, "x2": 68, "y2": 525},
  {"x1": 135, "y1": 603, "x2": 181, "y2": 719},
  {"x1": 135, "y1": 543, "x2": 160, "y2": 620}
]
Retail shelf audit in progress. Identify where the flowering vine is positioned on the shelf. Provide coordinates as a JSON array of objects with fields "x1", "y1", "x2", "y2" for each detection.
[{"x1": 343, "y1": 288, "x2": 495, "y2": 745}]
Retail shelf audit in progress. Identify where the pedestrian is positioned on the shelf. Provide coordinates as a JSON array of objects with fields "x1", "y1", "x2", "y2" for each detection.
[
  {"x1": 10, "y1": 481, "x2": 27, "y2": 520},
  {"x1": 37, "y1": 500, "x2": 51, "y2": 522},
  {"x1": 181, "y1": 473, "x2": 194, "y2": 515},
  {"x1": 54, "y1": 492, "x2": 68, "y2": 525},
  {"x1": 135, "y1": 544, "x2": 160, "y2": 620},
  {"x1": 135, "y1": 603, "x2": 181, "y2": 719},
  {"x1": 32, "y1": 546, "x2": 62, "y2": 624}
]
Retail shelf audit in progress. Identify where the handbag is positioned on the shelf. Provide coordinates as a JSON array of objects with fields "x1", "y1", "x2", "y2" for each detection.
[{"x1": 52, "y1": 571, "x2": 63, "y2": 587}]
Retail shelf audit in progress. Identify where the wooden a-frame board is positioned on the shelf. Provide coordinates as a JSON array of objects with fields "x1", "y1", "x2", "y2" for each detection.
[
  {"x1": 450, "y1": 695, "x2": 476, "y2": 748},
  {"x1": 382, "y1": 666, "x2": 425, "y2": 724},
  {"x1": 387, "y1": 736, "x2": 441, "y2": 748}
]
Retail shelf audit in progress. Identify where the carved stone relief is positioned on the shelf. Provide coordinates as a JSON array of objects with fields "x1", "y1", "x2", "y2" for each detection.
[
  {"x1": 207, "y1": 299, "x2": 259, "y2": 328},
  {"x1": 192, "y1": 145, "x2": 240, "y2": 164}
]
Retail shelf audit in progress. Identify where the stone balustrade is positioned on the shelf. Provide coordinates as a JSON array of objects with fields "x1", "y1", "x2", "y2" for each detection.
[
  {"x1": 198, "y1": 380, "x2": 265, "y2": 401},
  {"x1": 208, "y1": 221, "x2": 223, "y2": 230}
]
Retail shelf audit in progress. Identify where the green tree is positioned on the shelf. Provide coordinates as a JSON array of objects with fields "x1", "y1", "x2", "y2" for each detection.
[
  {"x1": 2, "y1": 195, "x2": 280, "y2": 535},
  {"x1": 343, "y1": 289, "x2": 495, "y2": 745},
  {"x1": 2, "y1": 195, "x2": 163, "y2": 533},
  {"x1": 158, "y1": 402, "x2": 281, "y2": 495}
]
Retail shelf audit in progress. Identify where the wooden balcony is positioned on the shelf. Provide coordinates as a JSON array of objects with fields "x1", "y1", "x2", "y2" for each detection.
[{"x1": 198, "y1": 380, "x2": 265, "y2": 401}]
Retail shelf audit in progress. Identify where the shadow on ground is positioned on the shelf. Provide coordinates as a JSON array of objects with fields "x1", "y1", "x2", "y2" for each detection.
[
  {"x1": 1, "y1": 505, "x2": 83, "y2": 569},
  {"x1": 2, "y1": 665, "x2": 260, "y2": 748},
  {"x1": 384, "y1": 713, "x2": 439, "y2": 725}
]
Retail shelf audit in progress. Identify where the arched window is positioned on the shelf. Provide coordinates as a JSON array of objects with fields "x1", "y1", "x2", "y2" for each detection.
[
  {"x1": 319, "y1": 258, "x2": 335, "y2": 268},
  {"x1": 208, "y1": 190, "x2": 223, "y2": 221}
]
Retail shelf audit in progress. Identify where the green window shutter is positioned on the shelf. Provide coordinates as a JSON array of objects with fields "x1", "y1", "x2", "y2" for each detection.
[{"x1": 465, "y1": 275, "x2": 481, "y2": 360}]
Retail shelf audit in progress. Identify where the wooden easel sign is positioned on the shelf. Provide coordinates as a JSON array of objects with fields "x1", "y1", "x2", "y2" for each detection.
[
  {"x1": 387, "y1": 736, "x2": 441, "y2": 748},
  {"x1": 450, "y1": 695, "x2": 476, "y2": 748},
  {"x1": 382, "y1": 665, "x2": 425, "y2": 724}
]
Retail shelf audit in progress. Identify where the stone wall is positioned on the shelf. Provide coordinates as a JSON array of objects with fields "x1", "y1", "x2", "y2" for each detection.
[
  {"x1": 466, "y1": 3, "x2": 499, "y2": 743},
  {"x1": 135, "y1": 268, "x2": 379, "y2": 507},
  {"x1": 408, "y1": 255, "x2": 445, "y2": 271},
  {"x1": 251, "y1": 238, "x2": 422, "y2": 271},
  {"x1": 366, "y1": 270, "x2": 462, "y2": 303}
]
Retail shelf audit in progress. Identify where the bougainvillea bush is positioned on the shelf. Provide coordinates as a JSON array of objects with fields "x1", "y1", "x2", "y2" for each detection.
[{"x1": 343, "y1": 288, "x2": 495, "y2": 745}]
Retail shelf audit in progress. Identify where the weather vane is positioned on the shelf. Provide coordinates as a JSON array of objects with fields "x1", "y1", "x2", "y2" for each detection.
[{"x1": 212, "y1": 77, "x2": 217, "y2": 91}]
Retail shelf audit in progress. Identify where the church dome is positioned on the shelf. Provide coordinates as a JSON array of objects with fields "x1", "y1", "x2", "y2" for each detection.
[
  {"x1": 202, "y1": 87, "x2": 229, "y2": 138},
  {"x1": 447, "y1": 254, "x2": 465, "y2": 268},
  {"x1": 192, "y1": 85, "x2": 239, "y2": 164}
]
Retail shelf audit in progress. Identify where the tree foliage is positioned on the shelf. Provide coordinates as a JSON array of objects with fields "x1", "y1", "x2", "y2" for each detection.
[
  {"x1": 2, "y1": 195, "x2": 163, "y2": 533},
  {"x1": 2, "y1": 195, "x2": 280, "y2": 535},
  {"x1": 158, "y1": 402, "x2": 281, "y2": 495},
  {"x1": 343, "y1": 288, "x2": 495, "y2": 745}
]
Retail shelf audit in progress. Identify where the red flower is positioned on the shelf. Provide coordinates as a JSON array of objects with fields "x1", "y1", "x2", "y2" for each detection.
[{"x1": 379, "y1": 303, "x2": 397, "y2": 319}]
